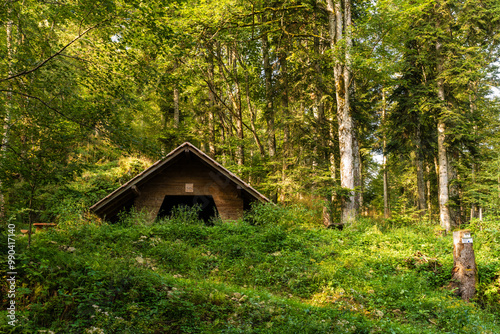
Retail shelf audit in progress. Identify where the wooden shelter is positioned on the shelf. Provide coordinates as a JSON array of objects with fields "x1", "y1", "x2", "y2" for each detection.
[{"x1": 90, "y1": 142, "x2": 270, "y2": 222}]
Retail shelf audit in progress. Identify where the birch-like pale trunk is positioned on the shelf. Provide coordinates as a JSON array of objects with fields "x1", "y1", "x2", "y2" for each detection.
[
  {"x1": 436, "y1": 50, "x2": 451, "y2": 231},
  {"x1": 327, "y1": 0, "x2": 356, "y2": 224},
  {"x1": 435, "y1": 0, "x2": 451, "y2": 232},
  {"x1": 437, "y1": 119, "x2": 451, "y2": 231}
]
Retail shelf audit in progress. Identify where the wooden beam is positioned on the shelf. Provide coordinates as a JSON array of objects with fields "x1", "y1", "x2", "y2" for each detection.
[{"x1": 131, "y1": 185, "x2": 141, "y2": 196}]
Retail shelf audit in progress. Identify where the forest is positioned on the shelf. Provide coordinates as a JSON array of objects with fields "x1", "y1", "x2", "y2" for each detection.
[
  {"x1": 1, "y1": 0, "x2": 500, "y2": 227},
  {"x1": 1, "y1": 0, "x2": 500, "y2": 333}
]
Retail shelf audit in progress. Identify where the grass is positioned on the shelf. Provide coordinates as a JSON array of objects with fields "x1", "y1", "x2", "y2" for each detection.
[{"x1": 0, "y1": 204, "x2": 499, "y2": 333}]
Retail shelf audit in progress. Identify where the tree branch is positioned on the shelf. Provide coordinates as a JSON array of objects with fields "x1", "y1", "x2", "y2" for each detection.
[
  {"x1": 0, "y1": 89, "x2": 95, "y2": 129},
  {"x1": 0, "y1": 21, "x2": 104, "y2": 83}
]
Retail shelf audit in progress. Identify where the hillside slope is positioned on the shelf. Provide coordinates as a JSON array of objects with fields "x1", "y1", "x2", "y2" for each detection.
[{"x1": 1, "y1": 203, "x2": 499, "y2": 333}]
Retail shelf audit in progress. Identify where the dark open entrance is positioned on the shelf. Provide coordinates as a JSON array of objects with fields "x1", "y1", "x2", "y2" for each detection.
[{"x1": 156, "y1": 195, "x2": 218, "y2": 222}]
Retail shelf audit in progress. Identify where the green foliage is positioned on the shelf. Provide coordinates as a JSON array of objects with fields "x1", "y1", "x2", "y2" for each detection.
[
  {"x1": 1, "y1": 203, "x2": 499, "y2": 333},
  {"x1": 244, "y1": 202, "x2": 316, "y2": 227}
]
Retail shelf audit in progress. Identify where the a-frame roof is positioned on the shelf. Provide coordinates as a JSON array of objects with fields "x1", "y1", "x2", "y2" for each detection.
[{"x1": 90, "y1": 142, "x2": 270, "y2": 217}]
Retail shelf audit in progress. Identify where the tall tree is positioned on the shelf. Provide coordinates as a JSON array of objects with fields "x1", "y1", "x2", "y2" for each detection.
[{"x1": 327, "y1": 0, "x2": 357, "y2": 224}]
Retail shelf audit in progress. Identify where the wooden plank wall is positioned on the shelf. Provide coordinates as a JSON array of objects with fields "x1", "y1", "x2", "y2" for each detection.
[{"x1": 134, "y1": 155, "x2": 244, "y2": 221}]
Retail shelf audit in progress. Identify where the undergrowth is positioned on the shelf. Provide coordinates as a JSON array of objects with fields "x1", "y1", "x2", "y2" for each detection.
[{"x1": 1, "y1": 203, "x2": 499, "y2": 333}]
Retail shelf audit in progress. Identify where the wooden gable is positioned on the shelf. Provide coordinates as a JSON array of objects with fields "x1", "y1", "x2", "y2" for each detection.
[{"x1": 90, "y1": 142, "x2": 270, "y2": 222}]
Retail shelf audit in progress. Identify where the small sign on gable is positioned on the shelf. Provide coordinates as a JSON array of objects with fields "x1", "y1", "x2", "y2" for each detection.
[{"x1": 185, "y1": 183, "x2": 194, "y2": 193}]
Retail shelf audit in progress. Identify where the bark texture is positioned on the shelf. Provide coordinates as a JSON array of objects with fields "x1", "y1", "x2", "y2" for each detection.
[
  {"x1": 327, "y1": 0, "x2": 356, "y2": 225},
  {"x1": 437, "y1": 120, "x2": 451, "y2": 231},
  {"x1": 435, "y1": 1, "x2": 451, "y2": 231},
  {"x1": 451, "y1": 230, "x2": 477, "y2": 301}
]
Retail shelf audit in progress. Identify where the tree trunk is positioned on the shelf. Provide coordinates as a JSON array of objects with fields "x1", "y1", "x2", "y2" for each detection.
[
  {"x1": 382, "y1": 90, "x2": 390, "y2": 218},
  {"x1": 327, "y1": 0, "x2": 356, "y2": 224},
  {"x1": 231, "y1": 49, "x2": 244, "y2": 167},
  {"x1": 27, "y1": 185, "x2": 35, "y2": 248},
  {"x1": 327, "y1": 0, "x2": 356, "y2": 225},
  {"x1": 415, "y1": 126, "x2": 427, "y2": 215},
  {"x1": 353, "y1": 128, "x2": 361, "y2": 214},
  {"x1": 426, "y1": 163, "x2": 432, "y2": 220},
  {"x1": 448, "y1": 153, "x2": 460, "y2": 226},
  {"x1": 451, "y1": 230, "x2": 477, "y2": 301},
  {"x1": 383, "y1": 153, "x2": 390, "y2": 219},
  {"x1": 468, "y1": 85, "x2": 478, "y2": 222},
  {"x1": 437, "y1": 119, "x2": 451, "y2": 232},
  {"x1": 1, "y1": 14, "x2": 14, "y2": 218},
  {"x1": 207, "y1": 47, "x2": 217, "y2": 157},
  {"x1": 416, "y1": 157, "x2": 426, "y2": 213},
  {"x1": 262, "y1": 14, "x2": 277, "y2": 202},
  {"x1": 280, "y1": 49, "x2": 290, "y2": 156},
  {"x1": 329, "y1": 116, "x2": 337, "y2": 183},
  {"x1": 313, "y1": 28, "x2": 333, "y2": 222},
  {"x1": 244, "y1": 72, "x2": 265, "y2": 157},
  {"x1": 329, "y1": 114, "x2": 337, "y2": 221},
  {"x1": 435, "y1": 0, "x2": 451, "y2": 232},
  {"x1": 173, "y1": 86, "x2": 180, "y2": 129},
  {"x1": 458, "y1": 171, "x2": 464, "y2": 227},
  {"x1": 261, "y1": 14, "x2": 276, "y2": 159},
  {"x1": 279, "y1": 44, "x2": 291, "y2": 203},
  {"x1": 214, "y1": 45, "x2": 245, "y2": 166},
  {"x1": 313, "y1": 21, "x2": 325, "y2": 123},
  {"x1": 436, "y1": 34, "x2": 451, "y2": 231}
]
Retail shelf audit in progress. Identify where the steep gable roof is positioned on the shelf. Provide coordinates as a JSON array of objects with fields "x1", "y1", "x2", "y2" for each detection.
[{"x1": 90, "y1": 142, "x2": 270, "y2": 217}]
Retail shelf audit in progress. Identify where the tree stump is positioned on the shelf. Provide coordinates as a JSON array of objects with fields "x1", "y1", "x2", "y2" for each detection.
[{"x1": 451, "y1": 230, "x2": 477, "y2": 301}]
